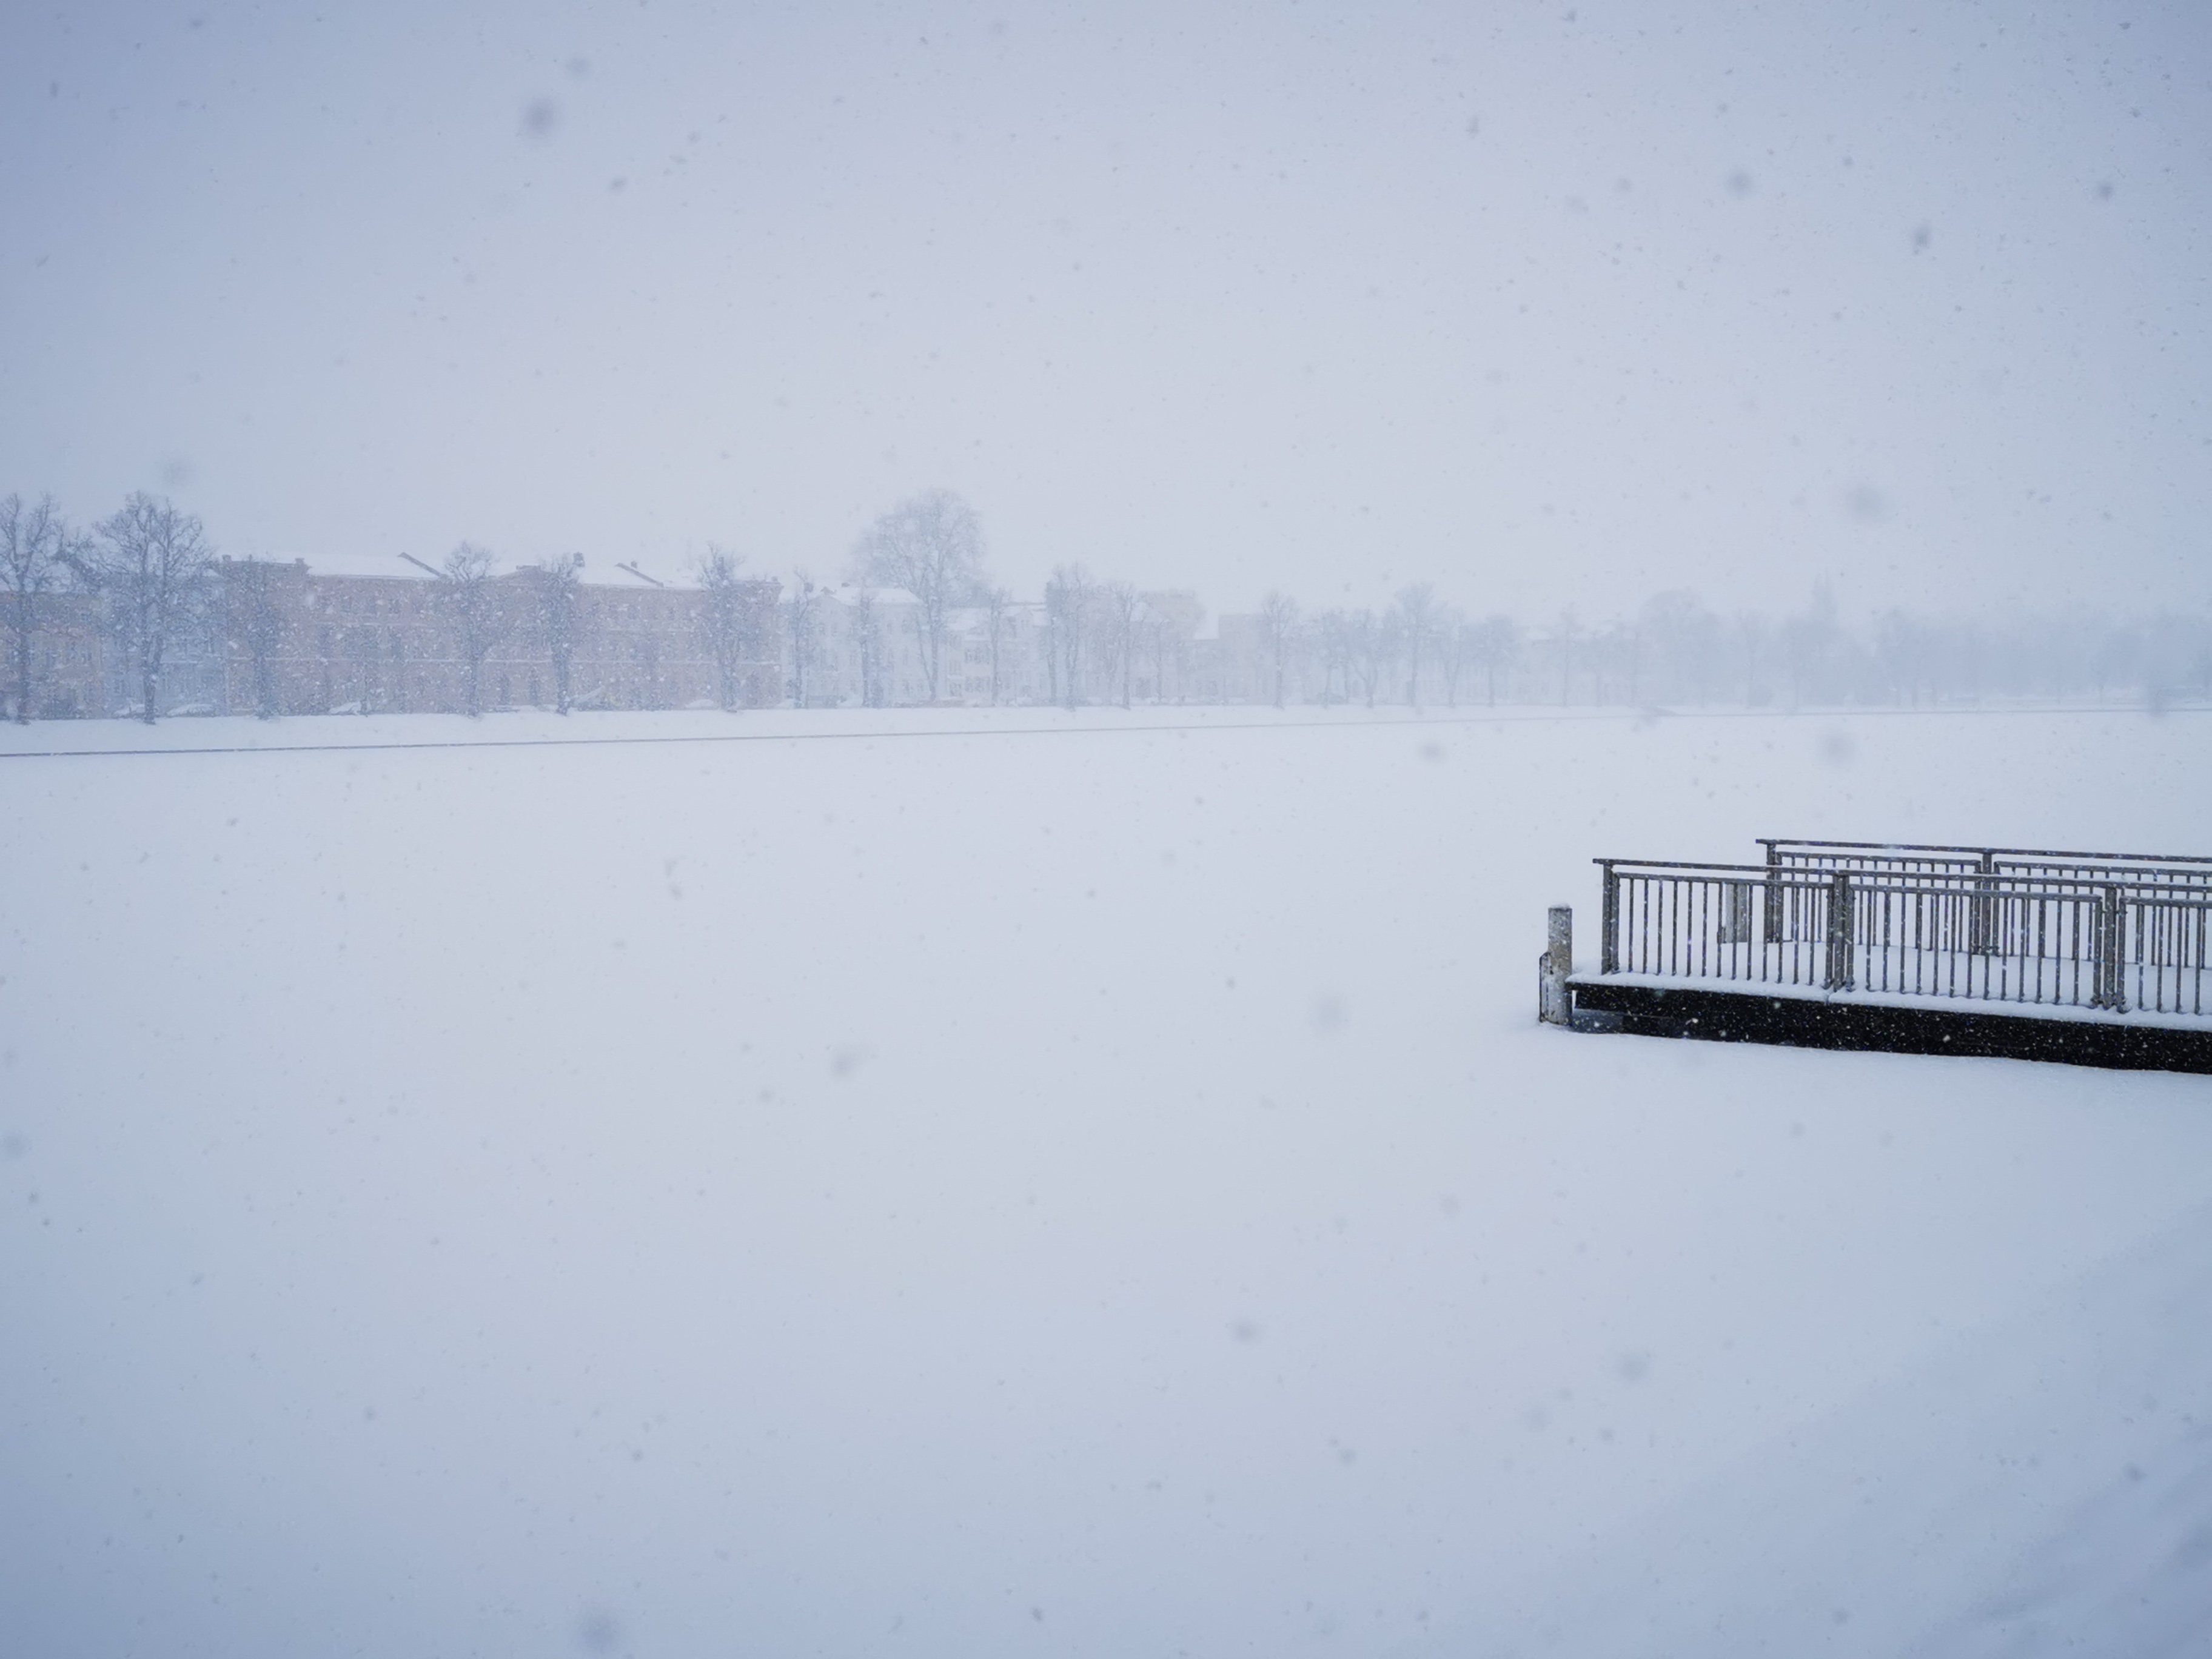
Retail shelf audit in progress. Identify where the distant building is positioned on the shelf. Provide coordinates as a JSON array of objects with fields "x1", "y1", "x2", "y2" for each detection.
[
  {"x1": 0, "y1": 591, "x2": 109, "y2": 719},
  {"x1": 791, "y1": 585, "x2": 927, "y2": 707},
  {"x1": 197, "y1": 554, "x2": 783, "y2": 717},
  {"x1": 943, "y1": 600, "x2": 1050, "y2": 705}
]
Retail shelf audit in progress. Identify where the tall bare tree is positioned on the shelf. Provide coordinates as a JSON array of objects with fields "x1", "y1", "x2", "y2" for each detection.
[
  {"x1": 1875, "y1": 609, "x2": 1925, "y2": 709},
  {"x1": 1143, "y1": 591, "x2": 1202, "y2": 705},
  {"x1": 1734, "y1": 611, "x2": 1768, "y2": 708},
  {"x1": 1553, "y1": 607, "x2": 1581, "y2": 705},
  {"x1": 532, "y1": 552, "x2": 586, "y2": 712},
  {"x1": 1045, "y1": 563, "x2": 1091, "y2": 707},
  {"x1": 1393, "y1": 583, "x2": 1439, "y2": 706},
  {"x1": 1311, "y1": 609, "x2": 1350, "y2": 704},
  {"x1": 1603, "y1": 620, "x2": 1642, "y2": 707},
  {"x1": 1139, "y1": 611, "x2": 1168, "y2": 705},
  {"x1": 1641, "y1": 589, "x2": 1720, "y2": 706},
  {"x1": 1, "y1": 494, "x2": 68, "y2": 722},
  {"x1": 850, "y1": 587, "x2": 885, "y2": 706},
  {"x1": 1436, "y1": 607, "x2": 1471, "y2": 707},
  {"x1": 979, "y1": 586, "x2": 1013, "y2": 705},
  {"x1": 85, "y1": 492, "x2": 215, "y2": 723},
  {"x1": 1468, "y1": 613, "x2": 1522, "y2": 706},
  {"x1": 440, "y1": 543, "x2": 507, "y2": 717},
  {"x1": 697, "y1": 546, "x2": 753, "y2": 711},
  {"x1": 1346, "y1": 608, "x2": 1390, "y2": 708},
  {"x1": 1779, "y1": 583, "x2": 1840, "y2": 710},
  {"x1": 1257, "y1": 591, "x2": 1300, "y2": 708},
  {"x1": 787, "y1": 575, "x2": 823, "y2": 707},
  {"x1": 851, "y1": 489, "x2": 985, "y2": 703},
  {"x1": 1101, "y1": 581, "x2": 1141, "y2": 708},
  {"x1": 223, "y1": 557, "x2": 289, "y2": 719}
]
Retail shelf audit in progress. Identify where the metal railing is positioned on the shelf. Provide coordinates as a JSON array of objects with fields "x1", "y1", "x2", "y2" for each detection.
[
  {"x1": 1758, "y1": 839, "x2": 2212, "y2": 987},
  {"x1": 1597, "y1": 852, "x2": 2212, "y2": 1019},
  {"x1": 1760, "y1": 839, "x2": 2212, "y2": 896}
]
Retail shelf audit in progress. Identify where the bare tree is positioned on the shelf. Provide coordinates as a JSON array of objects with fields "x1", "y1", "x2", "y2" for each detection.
[
  {"x1": 222, "y1": 557, "x2": 290, "y2": 720},
  {"x1": 1380, "y1": 610, "x2": 1411, "y2": 705},
  {"x1": 1144, "y1": 591, "x2": 1202, "y2": 705},
  {"x1": 440, "y1": 543, "x2": 507, "y2": 717},
  {"x1": 697, "y1": 546, "x2": 751, "y2": 711},
  {"x1": 1641, "y1": 589, "x2": 1720, "y2": 706},
  {"x1": 1311, "y1": 609, "x2": 1351, "y2": 704},
  {"x1": 1045, "y1": 563, "x2": 1091, "y2": 707},
  {"x1": 850, "y1": 587, "x2": 885, "y2": 706},
  {"x1": 1553, "y1": 607, "x2": 1581, "y2": 705},
  {"x1": 1875, "y1": 608, "x2": 1924, "y2": 708},
  {"x1": 0, "y1": 494, "x2": 68, "y2": 722},
  {"x1": 1139, "y1": 610, "x2": 1171, "y2": 704},
  {"x1": 787, "y1": 575, "x2": 823, "y2": 707},
  {"x1": 851, "y1": 489, "x2": 985, "y2": 703},
  {"x1": 532, "y1": 552, "x2": 585, "y2": 713},
  {"x1": 1140, "y1": 610, "x2": 1167, "y2": 704},
  {"x1": 1780, "y1": 583, "x2": 1840, "y2": 710},
  {"x1": 1392, "y1": 583, "x2": 1439, "y2": 706},
  {"x1": 85, "y1": 492, "x2": 215, "y2": 723},
  {"x1": 1594, "y1": 619, "x2": 1640, "y2": 707},
  {"x1": 1733, "y1": 611, "x2": 1771, "y2": 708},
  {"x1": 1101, "y1": 581, "x2": 1141, "y2": 708},
  {"x1": 1257, "y1": 591, "x2": 1301, "y2": 708},
  {"x1": 1346, "y1": 609, "x2": 1389, "y2": 707},
  {"x1": 1436, "y1": 608, "x2": 1470, "y2": 707},
  {"x1": 979, "y1": 586, "x2": 1013, "y2": 704},
  {"x1": 1467, "y1": 614, "x2": 1522, "y2": 706}
]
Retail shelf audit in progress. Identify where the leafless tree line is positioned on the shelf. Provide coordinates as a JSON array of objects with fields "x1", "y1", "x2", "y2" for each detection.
[
  {"x1": 1186, "y1": 579, "x2": 2212, "y2": 714},
  {"x1": 6, "y1": 485, "x2": 2208, "y2": 721},
  {"x1": 1278, "y1": 587, "x2": 1527, "y2": 709}
]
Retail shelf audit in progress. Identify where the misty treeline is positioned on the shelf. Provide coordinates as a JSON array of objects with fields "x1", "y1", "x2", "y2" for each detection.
[
  {"x1": 4, "y1": 485, "x2": 2208, "y2": 723},
  {"x1": 1234, "y1": 582, "x2": 2212, "y2": 715}
]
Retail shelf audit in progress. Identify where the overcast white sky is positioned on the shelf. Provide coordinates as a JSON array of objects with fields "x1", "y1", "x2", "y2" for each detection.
[{"x1": 3, "y1": 1, "x2": 2206, "y2": 617}]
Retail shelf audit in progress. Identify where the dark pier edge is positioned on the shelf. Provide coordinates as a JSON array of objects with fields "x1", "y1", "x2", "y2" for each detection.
[{"x1": 1566, "y1": 979, "x2": 2212, "y2": 1076}]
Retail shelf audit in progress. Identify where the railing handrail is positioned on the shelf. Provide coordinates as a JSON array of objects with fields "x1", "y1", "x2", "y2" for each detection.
[
  {"x1": 1765, "y1": 852, "x2": 2212, "y2": 886},
  {"x1": 1595, "y1": 858, "x2": 2212, "y2": 905},
  {"x1": 1760, "y1": 837, "x2": 2212, "y2": 868},
  {"x1": 1602, "y1": 864, "x2": 2212, "y2": 911},
  {"x1": 1597, "y1": 857, "x2": 1812, "y2": 875}
]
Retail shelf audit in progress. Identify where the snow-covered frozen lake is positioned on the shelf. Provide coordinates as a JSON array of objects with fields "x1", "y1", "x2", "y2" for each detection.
[{"x1": 2, "y1": 705, "x2": 2208, "y2": 1657}]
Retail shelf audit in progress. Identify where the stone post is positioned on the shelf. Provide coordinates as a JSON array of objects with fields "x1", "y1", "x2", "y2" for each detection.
[{"x1": 1540, "y1": 905, "x2": 1574, "y2": 1025}]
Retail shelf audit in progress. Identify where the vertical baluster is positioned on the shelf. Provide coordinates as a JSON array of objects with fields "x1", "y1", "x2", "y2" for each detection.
[
  {"x1": 1640, "y1": 876, "x2": 1650, "y2": 975},
  {"x1": 1880, "y1": 884, "x2": 1892, "y2": 991},
  {"x1": 1825, "y1": 870, "x2": 1854, "y2": 991},
  {"x1": 2090, "y1": 886, "x2": 2117, "y2": 1011},
  {"x1": 1914, "y1": 888, "x2": 1926, "y2": 994}
]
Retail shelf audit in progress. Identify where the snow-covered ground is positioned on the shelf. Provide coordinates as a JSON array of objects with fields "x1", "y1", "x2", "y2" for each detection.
[{"x1": 1, "y1": 705, "x2": 2207, "y2": 1658}]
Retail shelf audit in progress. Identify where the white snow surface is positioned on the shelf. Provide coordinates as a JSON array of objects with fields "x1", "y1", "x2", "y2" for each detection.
[{"x1": 1, "y1": 705, "x2": 2207, "y2": 1657}]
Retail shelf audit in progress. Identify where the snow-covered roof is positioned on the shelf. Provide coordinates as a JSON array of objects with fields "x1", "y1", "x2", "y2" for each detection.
[
  {"x1": 234, "y1": 551, "x2": 712, "y2": 587},
  {"x1": 233, "y1": 551, "x2": 441, "y2": 581},
  {"x1": 603, "y1": 558, "x2": 688, "y2": 589}
]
